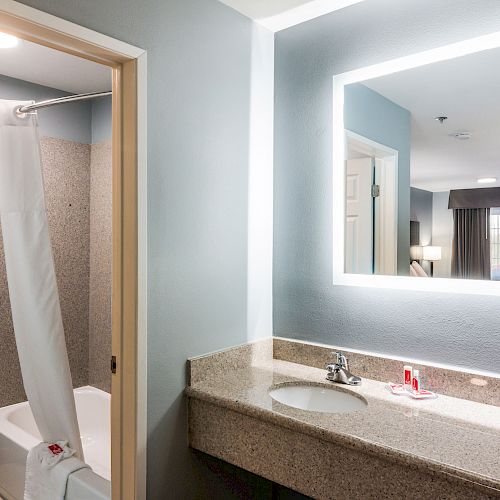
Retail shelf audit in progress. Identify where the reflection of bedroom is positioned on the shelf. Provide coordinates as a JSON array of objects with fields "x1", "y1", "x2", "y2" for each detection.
[
  {"x1": 361, "y1": 47, "x2": 500, "y2": 281},
  {"x1": 409, "y1": 190, "x2": 500, "y2": 280}
]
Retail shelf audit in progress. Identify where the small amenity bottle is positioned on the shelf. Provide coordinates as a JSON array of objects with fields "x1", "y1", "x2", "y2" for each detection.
[
  {"x1": 412, "y1": 369, "x2": 420, "y2": 393},
  {"x1": 404, "y1": 365, "x2": 412, "y2": 390}
]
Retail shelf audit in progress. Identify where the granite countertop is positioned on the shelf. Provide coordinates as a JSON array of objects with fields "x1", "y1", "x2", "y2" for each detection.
[{"x1": 186, "y1": 358, "x2": 500, "y2": 491}]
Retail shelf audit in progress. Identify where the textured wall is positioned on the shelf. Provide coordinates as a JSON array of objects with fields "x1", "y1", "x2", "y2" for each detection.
[
  {"x1": 89, "y1": 141, "x2": 112, "y2": 392},
  {"x1": 0, "y1": 236, "x2": 23, "y2": 406},
  {"x1": 0, "y1": 137, "x2": 90, "y2": 406},
  {"x1": 274, "y1": 0, "x2": 500, "y2": 374},
  {"x1": 345, "y1": 83, "x2": 411, "y2": 275}
]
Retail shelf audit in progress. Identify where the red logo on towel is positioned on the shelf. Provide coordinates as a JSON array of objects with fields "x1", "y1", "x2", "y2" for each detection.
[{"x1": 48, "y1": 444, "x2": 64, "y2": 455}]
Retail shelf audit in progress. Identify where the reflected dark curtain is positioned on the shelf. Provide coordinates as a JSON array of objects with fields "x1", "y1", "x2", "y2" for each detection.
[{"x1": 451, "y1": 208, "x2": 490, "y2": 279}]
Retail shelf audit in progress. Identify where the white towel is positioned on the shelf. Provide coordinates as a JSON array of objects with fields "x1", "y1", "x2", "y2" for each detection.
[
  {"x1": 409, "y1": 264, "x2": 418, "y2": 277},
  {"x1": 24, "y1": 441, "x2": 90, "y2": 500}
]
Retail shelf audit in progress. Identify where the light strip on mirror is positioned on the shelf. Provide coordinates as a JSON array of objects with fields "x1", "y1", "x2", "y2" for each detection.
[
  {"x1": 332, "y1": 30, "x2": 500, "y2": 296},
  {"x1": 334, "y1": 30, "x2": 500, "y2": 87}
]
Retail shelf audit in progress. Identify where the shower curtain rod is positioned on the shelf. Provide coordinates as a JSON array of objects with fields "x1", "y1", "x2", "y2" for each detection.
[{"x1": 16, "y1": 91, "x2": 112, "y2": 114}]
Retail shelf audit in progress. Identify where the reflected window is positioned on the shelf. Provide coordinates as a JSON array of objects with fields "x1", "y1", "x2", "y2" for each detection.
[{"x1": 491, "y1": 208, "x2": 500, "y2": 281}]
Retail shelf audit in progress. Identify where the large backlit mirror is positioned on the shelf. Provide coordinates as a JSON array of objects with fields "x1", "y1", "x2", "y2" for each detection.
[{"x1": 334, "y1": 35, "x2": 500, "y2": 293}]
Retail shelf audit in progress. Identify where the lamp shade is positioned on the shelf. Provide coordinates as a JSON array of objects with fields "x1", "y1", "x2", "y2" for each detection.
[
  {"x1": 422, "y1": 245, "x2": 442, "y2": 261},
  {"x1": 410, "y1": 245, "x2": 423, "y2": 260}
]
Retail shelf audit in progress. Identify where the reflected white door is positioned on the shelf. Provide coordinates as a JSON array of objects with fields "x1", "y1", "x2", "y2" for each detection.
[{"x1": 345, "y1": 158, "x2": 373, "y2": 274}]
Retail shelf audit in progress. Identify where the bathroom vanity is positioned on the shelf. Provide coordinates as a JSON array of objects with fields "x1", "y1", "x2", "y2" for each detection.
[
  {"x1": 186, "y1": 339, "x2": 500, "y2": 499},
  {"x1": 187, "y1": 13, "x2": 500, "y2": 500}
]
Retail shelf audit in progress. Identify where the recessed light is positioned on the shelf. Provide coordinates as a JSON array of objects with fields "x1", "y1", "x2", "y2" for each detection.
[
  {"x1": 477, "y1": 177, "x2": 497, "y2": 184},
  {"x1": 0, "y1": 32, "x2": 18, "y2": 48}
]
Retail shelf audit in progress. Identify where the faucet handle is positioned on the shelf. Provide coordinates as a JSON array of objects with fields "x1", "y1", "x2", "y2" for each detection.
[{"x1": 334, "y1": 351, "x2": 348, "y2": 369}]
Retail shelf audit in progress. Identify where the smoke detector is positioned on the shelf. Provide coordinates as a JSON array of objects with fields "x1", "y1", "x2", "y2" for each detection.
[{"x1": 449, "y1": 131, "x2": 471, "y2": 140}]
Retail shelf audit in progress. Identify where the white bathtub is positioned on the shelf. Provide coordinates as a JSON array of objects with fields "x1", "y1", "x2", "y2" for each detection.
[{"x1": 0, "y1": 386, "x2": 111, "y2": 500}]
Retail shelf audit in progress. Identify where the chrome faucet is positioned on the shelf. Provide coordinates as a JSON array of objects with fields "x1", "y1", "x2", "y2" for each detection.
[{"x1": 326, "y1": 352, "x2": 361, "y2": 386}]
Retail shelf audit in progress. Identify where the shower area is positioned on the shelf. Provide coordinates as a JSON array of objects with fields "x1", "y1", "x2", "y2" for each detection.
[{"x1": 0, "y1": 37, "x2": 113, "y2": 500}]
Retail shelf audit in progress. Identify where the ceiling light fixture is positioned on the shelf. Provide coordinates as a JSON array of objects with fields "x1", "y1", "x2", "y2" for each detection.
[
  {"x1": 0, "y1": 32, "x2": 18, "y2": 48},
  {"x1": 477, "y1": 177, "x2": 497, "y2": 184}
]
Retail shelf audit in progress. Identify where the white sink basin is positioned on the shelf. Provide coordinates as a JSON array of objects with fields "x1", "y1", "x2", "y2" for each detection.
[{"x1": 269, "y1": 384, "x2": 367, "y2": 414}]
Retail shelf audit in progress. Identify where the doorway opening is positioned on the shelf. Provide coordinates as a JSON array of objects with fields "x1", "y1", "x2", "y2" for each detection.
[
  {"x1": 0, "y1": 3, "x2": 146, "y2": 499},
  {"x1": 345, "y1": 130, "x2": 398, "y2": 275}
]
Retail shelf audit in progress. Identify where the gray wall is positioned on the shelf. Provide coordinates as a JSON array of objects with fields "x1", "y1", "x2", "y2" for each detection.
[
  {"x1": 345, "y1": 83, "x2": 411, "y2": 274},
  {"x1": 432, "y1": 191, "x2": 453, "y2": 278},
  {"x1": 14, "y1": 0, "x2": 271, "y2": 497},
  {"x1": 0, "y1": 74, "x2": 112, "y2": 144},
  {"x1": 274, "y1": 0, "x2": 500, "y2": 374},
  {"x1": 91, "y1": 96, "x2": 112, "y2": 143},
  {"x1": 410, "y1": 187, "x2": 433, "y2": 275},
  {"x1": 0, "y1": 74, "x2": 92, "y2": 143},
  {"x1": 410, "y1": 187, "x2": 433, "y2": 247}
]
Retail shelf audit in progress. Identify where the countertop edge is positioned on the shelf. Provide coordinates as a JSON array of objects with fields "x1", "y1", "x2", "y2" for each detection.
[{"x1": 185, "y1": 385, "x2": 500, "y2": 493}]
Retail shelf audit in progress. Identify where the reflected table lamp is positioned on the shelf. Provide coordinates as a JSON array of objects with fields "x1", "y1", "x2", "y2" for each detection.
[{"x1": 422, "y1": 246, "x2": 442, "y2": 277}]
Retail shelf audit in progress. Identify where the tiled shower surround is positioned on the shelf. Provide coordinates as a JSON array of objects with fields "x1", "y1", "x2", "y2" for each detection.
[
  {"x1": 89, "y1": 141, "x2": 113, "y2": 392},
  {"x1": 0, "y1": 136, "x2": 112, "y2": 406}
]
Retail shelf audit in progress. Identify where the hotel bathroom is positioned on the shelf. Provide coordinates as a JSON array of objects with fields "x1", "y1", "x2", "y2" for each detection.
[
  {"x1": 0, "y1": 35, "x2": 113, "y2": 499},
  {"x1": 0, "y1": 0, "x2": 500, "y2": 499}
]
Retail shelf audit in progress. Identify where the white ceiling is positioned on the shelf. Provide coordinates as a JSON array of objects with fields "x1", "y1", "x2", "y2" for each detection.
[
  {"x1": 0, "y1": 37, "x2": 111, "y2": 94},
  {"x1": 218, "y1": 0, "x2": 365, "y2": 32},
  {"x1": 364, "y1": 47, "x2": 500, "y2": 192},
  {"x1": 219, "y1": 0, "x2": 310, "y2": 18}
]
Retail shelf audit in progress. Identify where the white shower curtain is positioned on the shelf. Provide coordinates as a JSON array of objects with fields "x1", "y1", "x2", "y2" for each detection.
[{"x1": 0, "y1": 100, "x2": 83, "y2": 459}]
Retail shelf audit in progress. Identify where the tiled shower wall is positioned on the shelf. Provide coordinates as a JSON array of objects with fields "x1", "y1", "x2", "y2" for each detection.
[
  {"x1": 0, "y1": 136, "x2": 112, "y2": 407},
  {"x1": 89, "y1": 141, "x2": 112, "y2": 392}
]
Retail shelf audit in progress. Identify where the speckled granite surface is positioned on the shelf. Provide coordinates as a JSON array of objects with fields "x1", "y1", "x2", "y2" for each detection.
[
  {"x1": 89, "y1": 141, "x2": 112, "y2": 393},
  {"x1": 274, "y1": 337, "x2": 500, "y2": 406},
  {"x1": 0, "y1": 137, "x2": 91, "y2": 406},
  {"x1": 190, "y1": 398, "x2": 498, "y2": 499},
  {"x1": 187, "y1": 339, "x2": 500, "y2": 497},
  {"x1": 42, "y1": 137, "x2": 91, "y2": 392},
  {"x1": 188, "y1": 338, "x2": 273, "y2": 385}
]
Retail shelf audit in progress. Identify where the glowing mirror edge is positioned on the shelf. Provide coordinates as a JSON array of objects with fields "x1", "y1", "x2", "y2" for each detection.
[{"x1": 332, "y1": 30, "x2": 500, "y2": 296}]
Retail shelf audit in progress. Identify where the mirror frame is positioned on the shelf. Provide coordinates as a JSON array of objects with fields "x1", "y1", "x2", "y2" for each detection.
[{"x1": 332, "y1": 30, "x2": 500, "y2": 296}]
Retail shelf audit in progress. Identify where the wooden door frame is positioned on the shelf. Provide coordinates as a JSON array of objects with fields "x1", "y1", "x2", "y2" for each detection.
[{"x1": 0, "y1": 2, "x2": 148, "y2": 499}]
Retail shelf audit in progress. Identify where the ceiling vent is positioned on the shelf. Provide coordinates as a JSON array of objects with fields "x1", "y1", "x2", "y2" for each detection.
[{"x1": 449, "y1": 131, "x2": 471, "y2": 140}]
